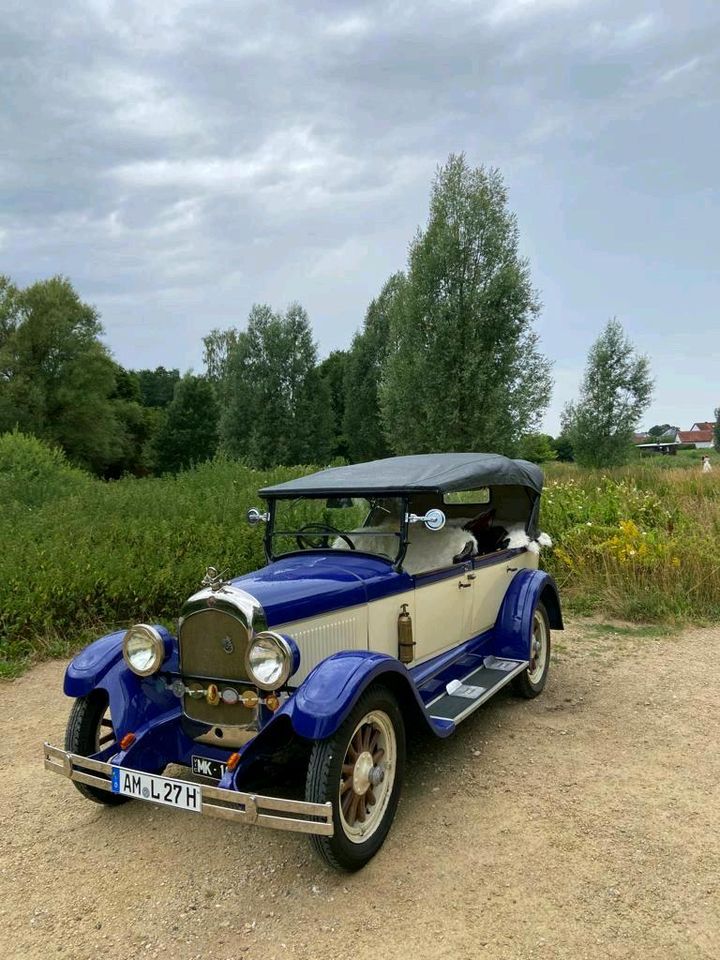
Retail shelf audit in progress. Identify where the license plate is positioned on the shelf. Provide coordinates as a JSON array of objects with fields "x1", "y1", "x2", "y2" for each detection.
[
  {"x1": 192, "y1": 756, "x2": 227, "y2": 780},
  {"x1": 111, "y1": 767, "x2": 202, "y2": 813}
]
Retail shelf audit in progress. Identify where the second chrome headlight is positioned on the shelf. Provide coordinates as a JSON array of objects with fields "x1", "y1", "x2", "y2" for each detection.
[{"x1": 245, "y1": 631, "x2": 295, "y2": 690}]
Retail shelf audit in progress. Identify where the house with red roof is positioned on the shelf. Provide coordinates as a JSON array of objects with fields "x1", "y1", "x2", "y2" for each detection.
[
  {"x1": 634, "y1": 420, "x2": 716, "y2": 451},
  {"x1": 675, "y1": 421, "x2": 716, "y2": 449}
]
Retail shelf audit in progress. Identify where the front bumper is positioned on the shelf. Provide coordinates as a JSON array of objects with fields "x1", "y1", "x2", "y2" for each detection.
[{"x1": 43, "y1": 743, "x2": 333, "y2": 836}]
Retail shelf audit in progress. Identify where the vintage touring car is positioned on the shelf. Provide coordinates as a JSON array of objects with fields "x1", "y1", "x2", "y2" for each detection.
[{"x1": 44, "y1": 453, "x2": 562, "y2": 871}]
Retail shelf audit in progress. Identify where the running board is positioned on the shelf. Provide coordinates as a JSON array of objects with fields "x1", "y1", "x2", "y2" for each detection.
[{"x1": 425, "y1": 656, "x2": 529, "y2": 725}]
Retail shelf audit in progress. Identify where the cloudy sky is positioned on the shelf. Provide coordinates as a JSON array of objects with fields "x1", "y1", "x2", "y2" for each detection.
[{"x1": 2, "y1": 0, "x2": 719, "y2": 433}]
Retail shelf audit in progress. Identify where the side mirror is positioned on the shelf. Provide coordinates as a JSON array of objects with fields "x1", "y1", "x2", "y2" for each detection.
[
  {"x1": 247, "y1": 508, "x2": 269, "y2": 525},
  {"x1": 406, "y1": 508, "x2": 446, "y2": 531}
]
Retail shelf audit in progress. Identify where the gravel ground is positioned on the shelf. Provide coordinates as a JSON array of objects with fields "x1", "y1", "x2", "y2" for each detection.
[{"x1": 1, "y1": 620, "x2": 718, "y2": 960}]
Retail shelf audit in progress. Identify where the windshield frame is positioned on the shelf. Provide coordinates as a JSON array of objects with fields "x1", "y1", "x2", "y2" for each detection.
[{"x1": 262, "y1": 493, "x2": 411, "y2": 570}]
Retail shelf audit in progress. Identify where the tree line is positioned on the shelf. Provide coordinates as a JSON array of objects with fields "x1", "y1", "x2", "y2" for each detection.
[{"x1": 0, "y1": 154, "x2": 661, "y2": 476}]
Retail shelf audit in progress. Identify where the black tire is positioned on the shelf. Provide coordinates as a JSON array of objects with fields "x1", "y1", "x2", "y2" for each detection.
[
  {"x1": 305, "y1": 685, "x2": 405, "y2": 872},
  {"x1": 512, "y1": 601, "x2": 551, "y2": 699},
  {"x1": 65, "y1": 692, "x2": 128, "y2": 805}
]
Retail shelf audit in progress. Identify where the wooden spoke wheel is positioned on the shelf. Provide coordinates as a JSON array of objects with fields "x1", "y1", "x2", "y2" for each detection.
[
  {"x1": 305, "y1": 686, "x2": 405, "y2": 871},
  {"x1": 339, "y1": 710, "x2": 396, "y2": 842},
  {"x1": 512, "y1": 601, "x2": 551, "y2": 699}
]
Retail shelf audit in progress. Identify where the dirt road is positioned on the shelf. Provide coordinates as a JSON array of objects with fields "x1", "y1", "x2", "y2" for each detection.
[{"x1": 1, "y1": 621, "x2": 718, "y2": 960}]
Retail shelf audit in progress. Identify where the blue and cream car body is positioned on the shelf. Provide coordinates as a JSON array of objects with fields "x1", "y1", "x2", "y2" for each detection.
[{"x1": 45, "y1": 453, "x2": 562, "y2": 871}]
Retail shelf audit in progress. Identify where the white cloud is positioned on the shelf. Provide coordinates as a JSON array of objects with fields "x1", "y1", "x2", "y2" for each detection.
[
  {"x1": 109, "y1": 127, "x2": 323, "y2": 188},
  {"x1": 658, "y1": 57, "x2": 702, "y2": 85},
  {"x1": 107, "y1": 126, "x2": 397, "y2": 213},
  {"x1": 585, "y1": 14, "x2": 656, "y2": 51},
  {"x1": 485, "y1": 0, "x2": 592, "y2": 27},
  {"x1": 522, "y1": 108, "x2": 571, "y2": 145},
  {"x1": 79, "y1": 0, "x2": 202, "y2": 54},
  {"x1": 69, "y1": 65, "x2": 203, "y2": 140},
  {"x1": 323, "y1": 14, "x2": 373, "y2": 38}
]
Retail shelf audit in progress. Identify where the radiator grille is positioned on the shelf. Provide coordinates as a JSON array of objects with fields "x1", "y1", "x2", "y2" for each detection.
[{"x1": 179, "y1": 609, "x2": 251, "y2": 682}]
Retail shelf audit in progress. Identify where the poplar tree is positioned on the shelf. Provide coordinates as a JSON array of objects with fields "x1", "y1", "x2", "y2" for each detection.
[
  {"x1": 561, "y1": 318, "x2": 653, "y2": 468},
  {"x1": 379, "y1": 155, "x2": 552, "y2": 455}
]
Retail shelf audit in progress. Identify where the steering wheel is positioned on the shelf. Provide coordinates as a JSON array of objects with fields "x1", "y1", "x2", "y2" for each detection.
[{"x1": 296, "y1": 523, "x2": 356, "y2": 551}]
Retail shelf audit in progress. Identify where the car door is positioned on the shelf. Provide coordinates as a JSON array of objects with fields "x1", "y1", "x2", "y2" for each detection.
[
  {"x1": 466, "y1": 548, "x2": 537, "y2": 636},
  {"x1": 411, "y1": 561, "x2": 475, "y2": 662}
]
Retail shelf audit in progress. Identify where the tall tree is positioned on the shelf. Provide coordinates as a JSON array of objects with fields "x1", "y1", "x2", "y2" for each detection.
[
  {"x1": 202, "y1": 329, "x2": 239, "y2": 408},
  {"x1": 379, "y1": 155, "x2": 552, "y2": 455},
  {"x1": 516, "y1": 433, "x2": 557, "y2": 464},
  {"x1": 104, "y1": 363, "x2": 156, "y2": 478},
  {"x1": 561, "y1": 319, "x2": 653, "y2": 468},
  {"x1": 318, "y1": 350, "x2": 349, "y2": 459},
  {"x1": 0, "y1": 275, "x2": 126, "y2": 472},
  {"x1": 153, "y1": 374, "x2": 219, "y2": 473},
  {"x1": 220, "y1": 303, "x2": 333, "y2": 467},
  {"x1": 552, "y1": 433, "x2": 574, "y2": 462},
  {"x1": 648, "y1": 423, "x2": 679, "y2": 439},
  {"x1": 714, "y1": 408, "x2": 720, "y2": 453},
  {"x1": 136, "y1": 366, "x2": 180, "y2": 408},
  {"x1": 344, "y1": 275, "x2": 403, "y2": 462}
]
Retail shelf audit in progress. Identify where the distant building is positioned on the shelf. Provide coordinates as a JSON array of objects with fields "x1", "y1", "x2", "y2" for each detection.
[
  {"x1": 634, "y1": 419, "x2": 716, "y2": 452},
  {"x1": 677, "y1": 427, "x2": 715, "y2": 449}
]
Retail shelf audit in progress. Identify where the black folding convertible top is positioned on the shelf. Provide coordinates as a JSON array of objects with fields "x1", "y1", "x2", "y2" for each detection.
[{"x1": 260, "y1": 453, "x2": 544, "y2": 497}]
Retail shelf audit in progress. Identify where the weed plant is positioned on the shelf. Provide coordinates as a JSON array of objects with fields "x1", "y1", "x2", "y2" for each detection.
[
  {"x1": 541, "y1": 460, "x2": 720, "y2": 621},
  {"x1": 2, "y1": 433, "x2": 720, "y2": 675}
]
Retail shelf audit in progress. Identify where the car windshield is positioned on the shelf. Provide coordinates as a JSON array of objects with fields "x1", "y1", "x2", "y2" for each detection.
[{"x1": 270, "y1": 496, "x2": 405, "y2": 562}]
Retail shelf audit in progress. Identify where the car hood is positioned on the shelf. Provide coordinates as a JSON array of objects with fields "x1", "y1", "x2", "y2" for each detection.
[{"x1": 230, "y1": 552, "x2": 412, "y2": 626}]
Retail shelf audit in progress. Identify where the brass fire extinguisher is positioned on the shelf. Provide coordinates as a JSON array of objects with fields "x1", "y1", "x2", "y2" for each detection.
[{"x1": 398, "y1": 603, "x2": 415, "y2": 663}]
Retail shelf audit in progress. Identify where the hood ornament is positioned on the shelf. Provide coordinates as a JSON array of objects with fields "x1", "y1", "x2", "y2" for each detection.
[{"x1": 201, "y1": 566, "x2": 227, "y2": 592}]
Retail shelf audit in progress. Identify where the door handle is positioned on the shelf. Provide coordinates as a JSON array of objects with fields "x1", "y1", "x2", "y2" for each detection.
[
  {"x1": 458, "y1": 581, "x2": 472, "y2": 589},
  {"x1": 506, "y1": 567, "x2": 518, "y2": 573}
]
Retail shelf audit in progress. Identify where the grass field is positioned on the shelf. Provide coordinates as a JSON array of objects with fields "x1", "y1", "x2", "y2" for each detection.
[
  {"x1": 1, "y1": 433, "x2": 719, "y2": 677},
  {"x1": 541, "y1": 451, "x2": 720, "y2": 622}
]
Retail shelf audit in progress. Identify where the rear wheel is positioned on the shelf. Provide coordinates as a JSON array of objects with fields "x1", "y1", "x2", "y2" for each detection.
[
  {"x1": 305, "y1": 686, "x2": 405, "y2": 871},
  {"x1": 512, "y1": 602, "x2": 551, "y2": 699},
  {"x1": 65, "y1": 692, "x2": 128, "y2": 805}
]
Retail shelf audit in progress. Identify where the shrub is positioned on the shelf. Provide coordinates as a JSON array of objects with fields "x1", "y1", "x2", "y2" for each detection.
[
  {"x1": 0, "y1": 431, "x2": 91, "y2": 509},
  {"x1": 0, "y1": 448, "x2": 312, "y2": 675},
  {"x1": 540, "y1": 463, "x2": 720, "y2": 621},
  {"x1": 3, "y1": 441, "x2": 720, "y2": 676}
]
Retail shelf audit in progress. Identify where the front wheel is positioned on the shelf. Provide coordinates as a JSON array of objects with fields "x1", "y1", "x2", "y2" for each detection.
[
  {"x1": 65, "y1": 691, "x2": 128, "y2": 805},
  {"x1": 305, "y1": 686, "x2": 405, "y2": 871},
  {"x1": 512, "y1": 601, "x2": 551, "y2": 699}
]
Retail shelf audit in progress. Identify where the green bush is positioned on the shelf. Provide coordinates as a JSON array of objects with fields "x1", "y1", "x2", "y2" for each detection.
[
  {"x1": 0, "y1": 443, "x2": 312, "y2": 676},
  {"x1": 3, "y1": 435, "x2": 720, "y2": 677},
  {"x1": 0, "y1": 431, "x2": 91, "y2": 509},
  {"x1": 540, "y1": 462, "x2": 720, "y2": 622}
]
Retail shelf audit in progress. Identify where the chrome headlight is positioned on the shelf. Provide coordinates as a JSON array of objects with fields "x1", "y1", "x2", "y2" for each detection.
[
  {"x1": 245, "y1": 631, "x2": 295, "y2": 690},
  {"x1": 122, "y1": 624, "x2": 165, "y2": 676}
]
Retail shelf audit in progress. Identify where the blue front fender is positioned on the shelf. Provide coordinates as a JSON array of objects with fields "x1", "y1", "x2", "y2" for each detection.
[
  {"x1": 494, "y1": 569, "x2": 563, "y2": 661},
  {"x1": 63, "y1": 627, "x2": 179, "y2": 744},
  {"x1": 288, "y1": 650, "x2": 448, "y2": 741}
]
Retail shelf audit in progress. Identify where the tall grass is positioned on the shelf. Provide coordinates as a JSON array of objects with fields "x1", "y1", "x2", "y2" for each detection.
[
  {"x1": 0, "y1": 434, "x2": 310, "y2": 676},
  {"x1": 2, "y1": 433, "x2": 719, "y2": 676},
  {"x1": 540, "y1": 461, "x2": 720, "y2": 621}
]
